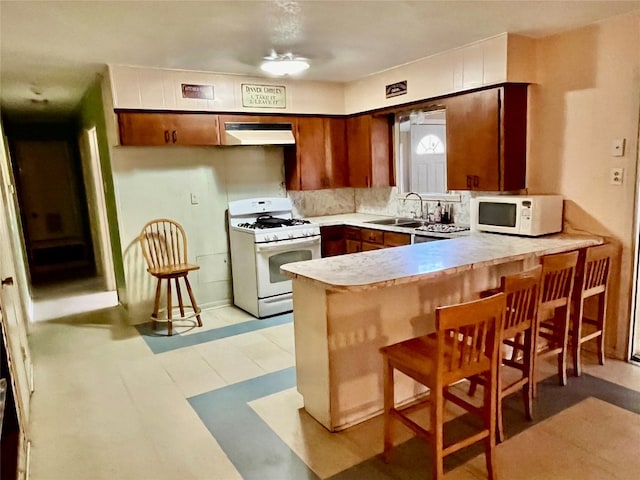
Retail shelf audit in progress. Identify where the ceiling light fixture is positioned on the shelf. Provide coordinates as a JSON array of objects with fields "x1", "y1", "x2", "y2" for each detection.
[{"x1": 260, "y1": 51, "x2": 309, "y2": 76}]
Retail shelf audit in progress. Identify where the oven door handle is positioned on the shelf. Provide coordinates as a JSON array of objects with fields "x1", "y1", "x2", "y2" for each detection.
[{"x1": 255, "y1": 236, "x2": 320, "y2": 253}]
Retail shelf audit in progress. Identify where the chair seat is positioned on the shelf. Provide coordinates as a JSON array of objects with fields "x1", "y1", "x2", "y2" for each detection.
[
  {"x1": 148, "y1": 263, "x2": 200, "y2": 277},
  {"x1": 381, "y1": 335, "x2": 437, "y2": 384},
  {"x1": 383, "y1": 334, "x2": 493, "y2": 386}
]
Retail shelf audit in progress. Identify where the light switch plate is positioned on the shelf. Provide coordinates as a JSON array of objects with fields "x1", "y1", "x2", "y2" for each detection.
[
  {"x1": 190, "y1": 193, "x2": 200, "y2": 205},
  {"x1": 611, "y1": 138, "x2": 625, "y2": 157}
]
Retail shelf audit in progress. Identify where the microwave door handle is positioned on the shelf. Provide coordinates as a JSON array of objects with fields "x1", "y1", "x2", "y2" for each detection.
[{"x1": 255, "y1": 236, "x2": 320, "y2": 253}]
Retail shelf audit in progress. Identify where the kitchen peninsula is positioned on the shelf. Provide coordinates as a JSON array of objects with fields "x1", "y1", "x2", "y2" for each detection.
[{"x1": 281, "y1": 232, "x2": 602, "y2": 432}]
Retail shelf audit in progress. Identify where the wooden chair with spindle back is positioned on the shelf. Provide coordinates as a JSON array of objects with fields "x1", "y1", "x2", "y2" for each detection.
[
  {"x1": 571, "y1": 243, "x2": 615, "y2": 376},
  {"x1": 139, "y1": 219, "x2": 202, "y2": 336},
  {"x1": 380, "y1": 293, "x2": 505, "y2": 480},
  {"x1": 468, "y1": 265, "x2": 542, "y2": 442},
  {"x1": 535, "y1": 250, "x2": 579, "y2": 395}
]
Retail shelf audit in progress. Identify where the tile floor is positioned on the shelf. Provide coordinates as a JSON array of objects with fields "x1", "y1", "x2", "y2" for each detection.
[{"x1": 26, "y1": 299, "x2": 640, "y2": 480}]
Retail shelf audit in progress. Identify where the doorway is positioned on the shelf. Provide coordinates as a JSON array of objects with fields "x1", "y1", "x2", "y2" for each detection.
[
  {"x1": 630, "y1": 122, "x2": 640, "y2": 364},
  {"x1": 2, "y1": 117, "x2": 117, "y2": 321}
]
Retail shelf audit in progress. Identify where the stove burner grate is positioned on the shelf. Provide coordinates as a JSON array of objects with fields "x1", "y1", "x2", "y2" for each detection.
[
  {"x1": 238, "y1": 216, "x2": 311, "y2": 229},
  {"x1": 416, "y1": 224, "x2": 470, "y2": 234}
]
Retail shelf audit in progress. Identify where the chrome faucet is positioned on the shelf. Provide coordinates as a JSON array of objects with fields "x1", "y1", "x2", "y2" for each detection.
[{"x1": 404, "y1": 192, "x2": 424, "y2": 219}]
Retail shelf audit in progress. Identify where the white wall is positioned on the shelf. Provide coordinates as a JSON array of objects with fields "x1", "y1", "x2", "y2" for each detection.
[
  {"x1": 110, "y1": 65, "x2": 346, "y2": 115},
  {"x1": 111, "y1": 145, "x2": 285, "y2": 319},
  {"x1": 528, "y1": 12, "x2": 640, "y2": 357}
]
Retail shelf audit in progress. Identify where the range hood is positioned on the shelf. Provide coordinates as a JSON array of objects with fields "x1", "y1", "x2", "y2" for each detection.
[{"x1": 224, "y1": 122, "x2": 295, "y2": 145}]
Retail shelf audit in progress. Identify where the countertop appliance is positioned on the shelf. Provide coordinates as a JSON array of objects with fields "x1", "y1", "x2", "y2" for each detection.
[
  {"x1": 228, "y1": 197, "x2": 320, "y2": 318},
  {"x1": 470, "y1": 194, "x2": 563, "y2": 236}
]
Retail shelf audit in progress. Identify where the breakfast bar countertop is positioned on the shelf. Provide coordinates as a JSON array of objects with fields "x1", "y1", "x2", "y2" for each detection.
[{"x1": 281, "y1": 232, "x2": 603, "y2": 292}]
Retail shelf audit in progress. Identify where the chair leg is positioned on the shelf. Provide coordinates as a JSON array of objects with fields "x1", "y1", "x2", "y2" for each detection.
[
  {"x1": 559, "y1": 309, "x2": 569, "y2": 387},
  {"x1": 496, "y1": 398, "x2": 504, "y2": 444},
  {"x1": 596, "y1": 293, "x2": 607, "y2": 366},
  {"x1": 151, "y1": 278, "x2": 162, "y2": 330},
  {"x1": 382, "y1": 358, "x2": 394, "y2": 463},
  {"x1": 597, "y1": 333, "x2": 606, "y2": 366},
  {"x1": 523, "y1": 329, "x2": 534, "y2": 422},
  {"x1": 167, "y1": 275, "x2": 173, "y2": 336},
  {"x1": 467, "y1": 376, "x2": 479, "y2": 397},
  {"x1": 432, "y1": 386, "x2": 445, "y2": 480},
  {"x1": 485, "y1": 363, "x2": 498, "y2": 480},
  {"x1": 175, "y1": 277, "x2": 185, "y2": 318},
  {"x1": 184, "y1": 275, "x2": 202, "y2": 327},
  {"x1": 572, "y1": 297, "x2": 586, "y2": 377}
]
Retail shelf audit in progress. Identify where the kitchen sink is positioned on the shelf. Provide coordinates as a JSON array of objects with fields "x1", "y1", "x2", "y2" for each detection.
[{"x1": 366, "y1": 217, "x2": 425, "y2": 226}]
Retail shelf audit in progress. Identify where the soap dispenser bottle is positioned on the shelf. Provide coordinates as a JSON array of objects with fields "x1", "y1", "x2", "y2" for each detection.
[{"x1": 434, "y1": 202, "x2": 442, "y2": 223}]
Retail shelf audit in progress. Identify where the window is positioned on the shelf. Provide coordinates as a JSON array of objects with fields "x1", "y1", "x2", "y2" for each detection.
[
  {"x1": 396, "y1": 108, "x2": 447, "y2": 194},
  {"x1": 416, "y1": 134, "x2": 445, "y2": 155}
]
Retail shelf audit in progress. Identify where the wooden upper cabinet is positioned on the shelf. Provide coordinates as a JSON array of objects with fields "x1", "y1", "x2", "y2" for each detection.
[
  {"x1": 346, "y1": 114, "x2": 394, "y2": 188},
  {"x1": 285, "y1": 116, "x2": 348, "y2": 191},
  {"x1": 445, "y1": 84, "x2": 527, "y2": 191},
  {"x1": 118, "y1": 112, "x2": 220, "y2": 146}
]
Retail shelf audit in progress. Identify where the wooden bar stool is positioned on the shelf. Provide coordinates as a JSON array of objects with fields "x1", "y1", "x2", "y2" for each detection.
[
  {"x1": 571, "y1": 243, "x2": 615, "y2": 376},
  {"x1": 535, "y1": 250, "x2": 579, "y2": 394},
  {"x1": 139, "y1": 219, "x2": 202, "y2": 336},
  {"x1": 468, "y1": 265, "x2": 542, "y2": 442},
  {"x1": 380, "y1": 293, "x2": 505, "y2": 480}
]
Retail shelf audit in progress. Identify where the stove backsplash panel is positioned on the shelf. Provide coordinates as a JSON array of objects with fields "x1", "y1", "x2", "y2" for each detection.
[
  {"x1": 289, "y1": 187, "x2": 471, "y2": 225},
  {"x1": 288, "y1": 188, "x2": 356, "y2": 218}
]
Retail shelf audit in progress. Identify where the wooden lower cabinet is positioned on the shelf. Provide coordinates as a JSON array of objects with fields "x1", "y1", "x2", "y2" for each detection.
[
  {"x1": 343, "y1": 226, "x2": 362, "y2": 254},
  {"x1": 322, "y1": 225, "x2": 410, "y2": 257},
  {"x1": 320, "y1": 225, "x2": 345, "y2": 257},
  {"x1": 384, "y1": 231, "x2": 412, "y2": 247}
]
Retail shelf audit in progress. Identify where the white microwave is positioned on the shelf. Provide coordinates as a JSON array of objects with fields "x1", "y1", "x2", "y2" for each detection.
[{"x1": 470, "y1": 195, "x2": 564, "y2": 236}]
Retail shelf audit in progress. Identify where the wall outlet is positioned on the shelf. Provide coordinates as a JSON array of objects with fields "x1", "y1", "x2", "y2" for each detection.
[{"x1": 610, "y1": 167, "x2": 624, "y2": 185}]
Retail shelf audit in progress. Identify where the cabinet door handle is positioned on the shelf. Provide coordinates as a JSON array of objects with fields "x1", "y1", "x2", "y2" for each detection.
[
  {"x1": 466, "y1": 175, "x2": 472, "y2": 188},
  {"x1": 172, "y1": 130, "x2": 177, "y2": 143},
  {"x1": 164, "y1": 130, "x2": 170, "y2": 143},
  {"x1": 473, "y1": 175, "x2": 479, "y2": 187}
]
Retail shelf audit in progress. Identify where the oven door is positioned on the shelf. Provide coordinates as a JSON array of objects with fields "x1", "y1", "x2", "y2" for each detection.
[{"x1": 255, "y1": 236, "x2": 321, "y2": 299}]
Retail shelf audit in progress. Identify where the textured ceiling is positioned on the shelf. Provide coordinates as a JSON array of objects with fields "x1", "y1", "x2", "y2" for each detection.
[{"x1": 1, "y1": 0, "x2": 638, "y2": 117}]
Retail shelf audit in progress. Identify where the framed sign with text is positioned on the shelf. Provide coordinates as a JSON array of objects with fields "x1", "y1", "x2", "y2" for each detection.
[{"x1": 241, "y1": 84, "x2": 286, "y2": 108}]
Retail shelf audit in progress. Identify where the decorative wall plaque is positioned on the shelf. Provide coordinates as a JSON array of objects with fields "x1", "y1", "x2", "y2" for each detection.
[
  {"x1": 181, "y1": 84, "x2": 214, "y2": 100},
  {"x1": 385, "y1": 80, "x2": 408, "y2": 98},
  {"x1": 241, "y1": 84, "x2": 286, "y2": 108}
]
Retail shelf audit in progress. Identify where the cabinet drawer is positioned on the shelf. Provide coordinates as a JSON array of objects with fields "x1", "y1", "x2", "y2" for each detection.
[
  {"x1": 321, "y1": 225, "x2": 344, "y2": 241},
  {"x1": 362, "y1": 241, "x2": 385, "y2": 251},
  {"x1": 360, "y1": 228, "x2": 384, "y2": 244},
  {"x1": 345, "y1": 239, "x2": 362, "y2": 253},
  {"x1": 344, "y1": 227, "x2": 362, "y2": 241},
  {"x1": 384, "y1": 231, "x2": 411, "y2": 247}
]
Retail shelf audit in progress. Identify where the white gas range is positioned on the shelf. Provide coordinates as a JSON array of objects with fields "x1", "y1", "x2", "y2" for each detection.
[{"x1": 228, "y1": 197, "x2": 321, "y2": 318}]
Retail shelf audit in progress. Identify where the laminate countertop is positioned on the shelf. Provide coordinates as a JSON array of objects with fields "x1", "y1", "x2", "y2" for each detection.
[
  {"x1": 305, "y1": 212, "x2": 471, "y2": 239},
  {"x1": 281, "y1": 232, "x2": 603, "y2": 292}
]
